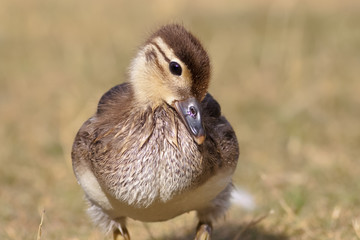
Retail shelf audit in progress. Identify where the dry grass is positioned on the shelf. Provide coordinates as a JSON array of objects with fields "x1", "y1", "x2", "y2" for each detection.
[{"x1": 1, "y1": 0, "x2": 360, "y2": 239}]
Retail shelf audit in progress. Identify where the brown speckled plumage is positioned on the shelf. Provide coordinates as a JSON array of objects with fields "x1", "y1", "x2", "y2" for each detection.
[{"x1": 72, "y1": 24, "x2": 239, "y2": 239}]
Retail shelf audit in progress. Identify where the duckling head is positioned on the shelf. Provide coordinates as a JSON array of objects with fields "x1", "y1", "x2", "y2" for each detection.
[{"x1": 129, "y1": 24, "x2": 210, "y2": 144}]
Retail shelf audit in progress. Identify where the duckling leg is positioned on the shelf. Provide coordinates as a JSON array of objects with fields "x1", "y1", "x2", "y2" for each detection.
[
  {"x1": 195, "y1": 184, "x2": 234, "y2": 240},
  {"x1": 195, "y1": 222, "x2": 212, "y2": 240},
  {"x1": 113, "y1": 227, "x2": 130, "y2": 240}
]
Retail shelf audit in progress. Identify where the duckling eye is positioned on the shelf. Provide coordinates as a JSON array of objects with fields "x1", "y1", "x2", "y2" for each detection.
[{"x1": 169, "y1": 61, "x2": 182, "y2": 76}]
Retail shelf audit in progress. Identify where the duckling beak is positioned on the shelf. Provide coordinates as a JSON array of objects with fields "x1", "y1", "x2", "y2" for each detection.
[{"x1": 174, "y1": 97, "x2": 205, "y2": 145}]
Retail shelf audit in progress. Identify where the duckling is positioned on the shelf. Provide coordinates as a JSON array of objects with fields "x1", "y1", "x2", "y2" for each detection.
[{"x1": 72, "y1": 24, "x2": 239, "y2": 240}]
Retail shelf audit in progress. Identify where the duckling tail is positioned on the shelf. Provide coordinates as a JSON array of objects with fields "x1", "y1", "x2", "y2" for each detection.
[{"x1": 230, "y1": 187, "x2": 256, "y2": 211}]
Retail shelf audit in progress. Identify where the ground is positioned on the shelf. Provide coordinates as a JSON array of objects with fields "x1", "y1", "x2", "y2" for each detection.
[{"x1": 1, "y1": 0, "x2": 360, "y2": 239}]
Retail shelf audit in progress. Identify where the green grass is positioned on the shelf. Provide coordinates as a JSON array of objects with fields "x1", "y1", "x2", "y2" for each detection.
[{"x1": 1, "y1": 0, "x2": 360, "y2": 239}]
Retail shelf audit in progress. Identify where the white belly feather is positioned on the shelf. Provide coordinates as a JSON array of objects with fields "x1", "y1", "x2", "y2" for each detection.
[{"x1": 77, "y1": 167, "x2": 232, "y2": 222}]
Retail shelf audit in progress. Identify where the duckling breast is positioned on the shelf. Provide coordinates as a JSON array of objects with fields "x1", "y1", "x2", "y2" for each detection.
[{"x1": 89, "y1": 105, "x2": 205, "y2": 208}]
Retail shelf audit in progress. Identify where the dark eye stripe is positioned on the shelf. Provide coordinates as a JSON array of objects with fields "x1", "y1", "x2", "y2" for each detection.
[
  {"x1": 145, "y1": 49, "x2": 157, "y2": 62},
  {"x1": 151, "y1": 42, "x2": 170, "y2": 63}
]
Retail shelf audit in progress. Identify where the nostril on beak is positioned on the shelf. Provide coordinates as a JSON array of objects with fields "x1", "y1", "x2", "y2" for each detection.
[{"x1": 188, "y1": 106, "x2": 197, "y2": 118}]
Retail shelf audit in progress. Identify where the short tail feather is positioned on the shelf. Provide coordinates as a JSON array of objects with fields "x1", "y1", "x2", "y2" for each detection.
[{"x1": 230, "y1": 187, "x2": 256, "y2": 211}]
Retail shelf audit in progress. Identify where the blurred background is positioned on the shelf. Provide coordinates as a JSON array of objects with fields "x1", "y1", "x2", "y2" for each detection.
[{"x1": 1, "y1": 0, "x2": 360, "y2": 239}]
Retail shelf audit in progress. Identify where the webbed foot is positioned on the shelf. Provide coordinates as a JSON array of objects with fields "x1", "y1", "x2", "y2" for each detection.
[
  {"x1": 195, "y1": 222, "x2": 212, "y2": 240},
  {"x1": 113, "y1": 227, "x2": 130, "y2": 240}
]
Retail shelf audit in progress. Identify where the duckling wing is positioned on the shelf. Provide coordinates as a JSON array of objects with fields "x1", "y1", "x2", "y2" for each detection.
[
  {"x1": 72, "y1": 82, "x2": 133, "y2": 172},
  {"x1": 97, "y1": 82, "x2": 133, "y2": 115},
  {"x1": 201, "y1": 93, "x2": 239, "y2": 170},
  {"x1": 71, "y1": 83, "x2": 134, "y2": 203}
]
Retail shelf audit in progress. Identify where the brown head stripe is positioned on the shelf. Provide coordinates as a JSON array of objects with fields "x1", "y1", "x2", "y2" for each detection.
[
  {"x1": 151, "y1": 41, "x2": 171, "y2": 63},
  {"x1": 148, "y1": 24, "x2": 210, "y2": 100}
]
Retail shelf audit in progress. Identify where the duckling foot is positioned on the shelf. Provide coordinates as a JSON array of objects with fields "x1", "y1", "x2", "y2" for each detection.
[
  {"x1": 113, "y1": 227, "x2": 130, "y2": 240},
  {"x1": 195, "y1": 223, "x2": 212, "y2": 240}
]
